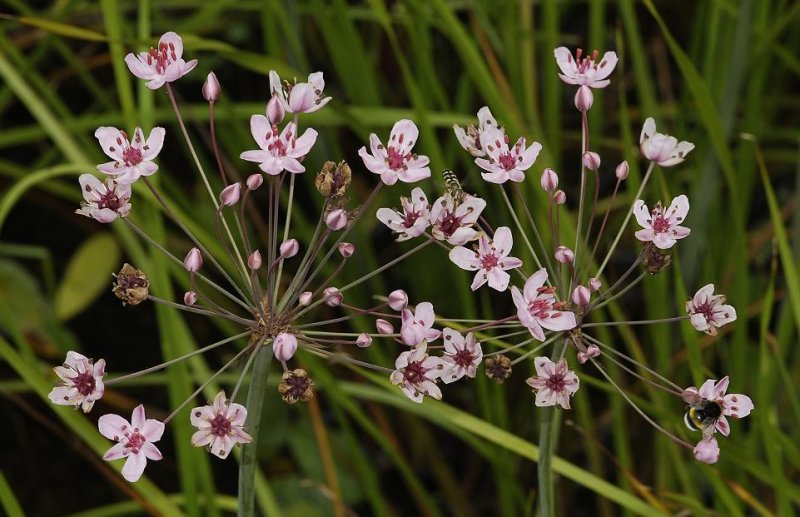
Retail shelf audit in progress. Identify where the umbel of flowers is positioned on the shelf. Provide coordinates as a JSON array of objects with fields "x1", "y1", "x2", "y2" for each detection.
[{"x1": 51, "y1": 32, "x2": 751, "y2": 488}]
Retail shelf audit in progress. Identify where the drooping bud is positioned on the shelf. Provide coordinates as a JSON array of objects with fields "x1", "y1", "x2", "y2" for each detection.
[
  {"x1": 246, "y1": 174, "x2": 264, "y2": 190},
  {"x1": 572, "y1": 285, "x2": 591, "y2": 306},
  {"x1": 273, "y1": 332, "x2": 298, "y2": 362},
  {"x1": 553, "y1": 190, "x2": 566, "y2": 205},
  {"x1": 582, "y1": 151, "x2": 601, "y2": 171},
  {"x1": 280, "y1": 239, "x2": 299, "y2": 259},
  {"x1": 574, "y1": 85, "x2": 594, "y2": 112},
  {"x1": 184, "y1": 248, "x2": 203, "y2": 272},
  {"x1": 540, "y1": 168, "x2": 559, "y2": 192},
  {"x1": 220, "y1": 182, "x2": 241, "y2": 206},
  {"x1": 315, "y1": 160, "x2": 352, "y2": 200},
  {"x1": 184, "y1": 291, "x2": 198, "y2": 306},
  {"x1": 326, "y1": 209, "x2": 348, "y2": 231},
  {"x1": 298, "y1": 291, "x2": 312, "y2": 306},
  {"x1": 485, "y1": 355, "x2": 512, "y2": 383},
  {"x1": 248, "y1": 250, "x2": 262, "y2": 270},
  {"x1": 112, "y1": 263, "x2": 150, "y2": 306},
  {"x1": 356, "y1": 333, "x2": 373, "y2": 348},
  {"x1": 376, "y1": 319, "x2": 394, "y2": 335},
  {"x1": 555, "y1": 245, "x2": 574, "y2": 264},
  {"x1": 338, "y1": 242, "x2": 355, "y2": 258},
  {"x1": 267, "y1": 95, "x2": 285, "y2": 125},
  {"x1": 577, "y1": 344, "x2": 600, "y2": 364},
  {"x1": 202, "y1": 72, "x2": 221, "y2": 103},
  {"x1": 589, "y1": 277, "x2": 601, "y2": 292},
  {"x1": 279, "y1": 368, "x2": 314, "y2": 404},
  {"x1": 323, "y1": 287, "x2": 342, "y2": 307},
  {"x1": 387, "y1": 289, "x2": 408, "y2": 311},
  {"x1": 615, "y1": 160, "x2": 629, "y2": 181}
]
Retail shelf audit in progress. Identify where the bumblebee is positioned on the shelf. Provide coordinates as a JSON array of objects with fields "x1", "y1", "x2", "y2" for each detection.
[
  {"x1": 442, "y1": 169, "x2": 465, "y2": 204},
  {"x1": 684, "y1": 398, "x2": 723, "y2": 432}
]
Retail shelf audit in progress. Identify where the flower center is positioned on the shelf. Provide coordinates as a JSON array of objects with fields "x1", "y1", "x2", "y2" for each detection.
[
  {"x1": 453, "y1": 349, "x2": 475, "y2": 368},
  {"x1": 403, "y1": 360, "x2": 426, "y2": 384},
  {"x1": 98, "y1": 189, "x2": 123, "y2": 211},
  {"x1": 122, "y1": 146, "x2": 143, "y2": 166},
  {"x1": 651, "y1": 214, "x2": 670, "y2": 233},
  {"x1": 126, "y1": 431, "x2": 146, "y2": 454},
  {"x1": 210, "y1": 414, "x2": 232, "y2": 437},
  {"x1": 146, "y1": 41, "x2": 178, "y2": 75},
  {"x1": 402, "y1": 210, "x2": 421, "y2": 228},
  {"x1": 498, "y1": 152, "x2": 518, "y2": 171},
  {"x1": 266, "y1": 128, "x2": 291, "y2": 157},
  {"x1": 528, "y1": 298, "x2": 553, "y2": 319},
  {"x1": 480, "y1": 253, "x2": 499, "y2": 269},
  {"x1": 73, "y1": 371, "x2": 96, "y2": 396},
  {"x1": 573, "y1": 48, "x2": 601, "y2": 74},
  {"x1": 438, "y1": 212, "x2": 461, "y2": 236},
  {"x1": 386, "y1": 147, "x2": 406, "y2": 170},
  {"x1": 545, "y1": 372, "x2": 566, "y2": 392}
]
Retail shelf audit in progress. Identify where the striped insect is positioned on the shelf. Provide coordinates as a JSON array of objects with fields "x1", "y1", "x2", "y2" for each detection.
[{"x1": 441, "y1": 169, "x2": 465, "y2": 204}]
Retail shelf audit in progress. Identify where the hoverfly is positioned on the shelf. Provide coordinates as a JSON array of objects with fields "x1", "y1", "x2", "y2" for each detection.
[{"x1": 441, "y1": 168, "x2": 465, "y2": 204}]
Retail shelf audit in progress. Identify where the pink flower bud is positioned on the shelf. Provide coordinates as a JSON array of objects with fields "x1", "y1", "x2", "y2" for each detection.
[
  {"x1": 615, "y1": 160, "x2": 629, "y2": 181},
  {"x1": 555, "y1": 245, "x2": 574, "y2": 264},
  {"x1": 323, "y1": 287, "x2": 342, "y2": 307},
  {"x1": 388, "y1": 289, "x2": 408, "y2": 311},
  {"x1": 356, "y1": 333, "x2": 373, "y2": 348},
  {"x1": 280, "y1": 239, "x2": 299, "y2": 258},
  {"x1": 220, "y1": 182, "x2": 241, "y2": 206},
  {"x1": 267, "y1": 95, "x2": 285, "y2": 125},
  {"x1": 589, "y1": 277, "x2": 601, "y2": 292},
  {"x1": 540, "y1": 168, "x2": 559, "y2": 192},
  {"x1": 693, "y1": 438, "x2": 720, "y2": 464},
  {"x1": 577, "y1": 345, "x2": 600, "y2": 364},
  {"x1": 202, "y1": 72, "x2": 221, "y2": 102},
  {"x1": 376, "y1": 319, "x2": 394, "y2": 335},
  {"x1": 184, "y1": 291, "x2": 198, "y2": 306},
  {"x1": 273, "y1": 332, "x2": 298, "y2": 362},
  {"x1": 572, "y1": 285, "x2": 591, "y2": 306},
  {"x1": 246, "y1": 174, "x2": 264, "y2": 190},
  {"x1": 326, "y1": 209, "x2": 348, "y2": 231},
  {"x1": 298, "y1": 291, "x2": 312, "y2": 306},
  {"x1": 553, "y1": 190, "x2": 566, "y2": 205},
  {"x1": 582, "y1": 151, "x2": 601, "y2": 171},
  {"x1": 574, "y1": 85, "x2": 594, "y2": 112},
  {"x1": 338, "y1": 242, "x2": 355, "y2": 258},
  {"x1": 184, "y1": 247, "x2": 203, "y2": 272},
  {"x1": 248, "y1": 250, "x2": 262, "y2": 270}
]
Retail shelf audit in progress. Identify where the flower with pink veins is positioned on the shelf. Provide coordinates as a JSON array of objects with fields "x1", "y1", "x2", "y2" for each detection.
[
  {"x1": 440, "y1": 328, "x2": 483, "y2": 384},
  {"x1": 269, "y1": 70, "x2": 331, "y2": 114},
  {"x1": 429, "y1": 192, "x2": 486, "y2": 245},
  {"x1": 400, "y1": 302, "x2": 442, "y2": 347},
  {"x1": 240, "y1": 117, "x2": 317, "y2": 175},
  {"x1": 76, "y1": 174, "x2": 132, "y2": 223},
  {"x1": 448, "y1": 226, "x2": 522, "y2": 291},
  {"x1": 453, "y1": 106, "x2": 502, "y2": 158},
  {"x1": 682, "y1": 376, "x2": 754, "y2": 437},
  {"x1": 686, "y1": 284, "x2": 737, "y2": 336},
  {"x1": 190, "y1": 391, "x2": 252, "y2": 459},
  {"x1": 475, "y1": 127, "x2": 542, "y2": 184},
  {"x1": 526, "y1": 357, "x2": 580, "y2": 409},
  {"x1": 639, "y1": 118, "x2": 695, "y2": 167},
  {"x1": 99, "y1": 405, "x2": 164, "y2": 482},
  {"x1": 511, "y1": 268, "x2": 577, "y2": 341},
  {"x1": 48, "y1": 351, "x2": 105, "y2": 413},
  {"x1": 554, "y1": 47, "x2": 618, "y2": 89},
  {"x1": 124, "y1": 32, "x2": 197, "y2": 90},
  {"x1": 95, "y1": 127, "x2": 165, "y2": 184},
  {"x1": 358, "y1": 119, "x2": 431, "y2": 185},
  {"x1": 376, "y1": 187, "x2": 430, "y2": 241},
  {"x1": 390, "y1": 343, "x2": 445, "y2": 403},
  {"x1": 633, "y1": 195, "x2": 691, "y2": 250}
]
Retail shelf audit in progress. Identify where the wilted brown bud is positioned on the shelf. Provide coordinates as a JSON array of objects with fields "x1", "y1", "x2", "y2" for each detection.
[
  {"x1": 485, "y1": 355, "x2": 512, "y2": 383},
  {"x1": 279, "y1": 368, "x2": 314, "y2": 404},
  {"x1": 315, "y1": 160, "x2": 351, "y2": 200},
  {"x1": 644, "y1": 247, "x2": 672, "y2": 274},
  {"x1": 112, "y1": 263, "x2": 149, "y2": 306}
]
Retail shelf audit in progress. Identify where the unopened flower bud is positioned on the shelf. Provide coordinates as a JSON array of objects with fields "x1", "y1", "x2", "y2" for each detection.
[
  {"x1": 572, "y1": 285, "x2": 591, "y2": 306},
  {"x1": 267, "y1": 95, "x2": 285, "y2": 125},
  {"x1": 615, "y1": 160, "x2": 629, "y2": 180},
  {"x1": 376, "y1": 319, "x2": 394, "y2": 335},
  {"x1": 388, "y1": 290, "x2": 408, "y2": 311},
  {"x1": 323, "y1": 287, "x2": 342, "y2": 307},
  {"x1": 555, "y1": 245, "x2": 574, "y2": 264},
  {"x1": 279, "y1": 368, "x2": 314, "y2": 404},
  {"x1": 693, "y1": 438, "x2": 720, "y2": 464},
  {"x1": 248, "y1": 250, "x2": 262, "y2": 270},
  {"x1": 553, "y1": 190, "x2": 566, "y2": 205},
  {"x1": 589, "y1": 277, "x2": 601, "y2": 292},
  {"x1": 577, "y1": 345, "x2": 600, "y2": 364},
  {"x1": 540, "y1": 168, "x2": 559, "y2": 192},
  {"x1": 280, "y1": 239, "x2": 299, "y2": 259},
  {"x1": 574, "y1": 85, "x2": 594, "y2": 112},
  {"x1": 246, "y1": 174, "x2": 264, "y2": 190},
  {"x1": 184, "y1": 248, "x2": 203, "y2": 272},
  {"x1": 202, "y1": 72, "x2": 220, "y2": 102},
  {"x1": 112, "y1": 263, "x2": 149, "y2": 306},
  {"x1": 273, "y1": 332, "x2": 298, "y2": 362},
  {"x1": 583, "y1": 151, "x2": 601, "y2": 171},
  {"x1": 356, "y1": 333, "x2": 373, "y2": 348},
  {"x1": 326, "y1": 209, "x2": 348, "y2": 231},
  {"x1": 220, "y1": 182, "x2": 241, "y2": 206},
  {"x1": 184, "y1": 291, "x2": 198, "y2": 306},
  {"x1": 298, "y1": 291, "x2": 312, "y2": 306},
  {"x1": 485, "y1": 355, "x2": 512, "y2": 383},
  {"x1": 338, "y1": 242, "x2": 355, "y2": 258}
]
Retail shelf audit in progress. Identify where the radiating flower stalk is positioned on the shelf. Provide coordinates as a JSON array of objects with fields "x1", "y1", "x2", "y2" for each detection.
[{"x1": 51, "y1": 33, "x2": 753, "y2": 516}]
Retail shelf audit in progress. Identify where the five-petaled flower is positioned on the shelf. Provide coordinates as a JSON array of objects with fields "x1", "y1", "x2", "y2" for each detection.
[
  {"x1": 639, "y1": 118, "x2": 695, "y2": 167},
  {"x1": 390, "y1": 343, "x2": 445, "y2": 403},
  {"x1": 633, "y1": 195, "x2": 691, "y2": 250},
  {"x1": 48, "y1": 351, "x2": 105, "y2": 413},
  {"x1": 376, "y1": 187, "x2": 431, "y2": 241},
  {"x1": 554, "y1": 47, "x2": 618, "y2": 89},
  {"x1": 526, "y1": 357, "x2": 580, "y2": 409},
  {"x1": 400, "y1": 302, "x2": 442, "y2": 347},
  {"x1": 240, "y1": 118, "x2": 318, "y2": 175},
  {"x1": 511, "y1": 269, "x2": 577, "y2": 341},
  {"x1": 76, "y1": 174, "x2": 132, "y2": 223},
  {"x1": 475, "y1": 127, "x2": 542, "y2": 184},
  {"x1": 190, "y1": 391, "x2": 253, "y2": 459},
  {"x1": 448, "y1": 226, "x2": 523, "y2": 291},
  {"x1": 124, "y1": 32, "x2": 197, "y2": 90},
  {"x1": 440, "y1": 328, "x2": 483, "y2": 383},
  {"x1": 683, "y1": 376, "x2": 754, "y2": 437},
  {"x1": 269, "y1": 70, "x2": 331, "y2": 114},
  {"x1": 95, "y1": 127, "x2": 165, "y2": 185},
  {"x1": 358, "y1": 119, "x2": 431, "y2": 185},
  {"x1": 429, "y1": 192, "x2": 486, "y2": 245},
  {"x1": 453, "y1": 106, "x2": 501, "y2": 158},
  {"x1": 686, "y1": 284, "x2": 737, "y2": 336},
  {"x1": 99, "y1": 405, "x2": 164, "y2": 482}
]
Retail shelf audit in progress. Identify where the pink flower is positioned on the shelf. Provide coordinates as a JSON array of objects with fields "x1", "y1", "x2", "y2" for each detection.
[
  {"x1": 693, "y1": 437, "x2": 720, "y2": 464},
  {"x1": 358, "y1": 119, "x2": 431, "y2": 185},
  {"x1": 76, "y1": 174, "x2": 132, "y2": 223},
  {"x1": 389, "y1": 343, "x2": 445, "y2": 403},
  {"x1": 554, "y1": 47, "x2": 618, "y2": 89},
  {"x1": 448, "y1": 226, "x2": 522, "y2": 291},
  {"x1": 190, "y1": 391, "x2": 252, "y2": 459},
  {"x1": 526, "y1": 357, "x2": 580, "y2": 409},
  {"x1": 639, "y1": 118, "x2": 695, "y2": 167},
  {"x1": 124, "y1": 32, "x2": 197, "y2": 90},
  {"x1": 633, "y1": 195, "x2": 691, "y2": 250},
  {"x1": 95, "y1": 127, "x2": 165, "y2": 184},
  {"x1": 511, "y1": 269, "x2": 577, "y2": 341},
  {"x1": 453, "y1": 106, "x2": 501, "y2": 157},
  {"x1": 429, "y1": 192, "x2": 486, "y2": 245},
  {"x1": 440, "y1": 328, "x2": 482, "y2": 384},
  {"x1": 240, "y1": 118, "x2": 318, "y2": 175},
  {"x1": 475, "y1": 127, "x2": 542, "y2": 184},
  {"x1": 400, "y1": 302, "x2": 441, "y2": 347},
  {"x1": 686, "y1": 284, "x2": 737, "y2": 336},
  {"x1": 683, "y1": 376, "x2": 754, "y2": 437},
  {"x1": 99, "y1": 405, "x2": 164, "y2": 482},
  {"x1": 48, "y1": 351, "x2": 105, "y2": 413},
  {"x1": 376, "y1": 187, "x2": 431, "y2": 241},
  {"x1": 269, "y1": 70, "x2": 331, "y2": 114}
]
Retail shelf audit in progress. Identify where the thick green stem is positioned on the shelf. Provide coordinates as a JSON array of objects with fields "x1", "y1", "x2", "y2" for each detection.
[
  {"x1": 537, "y1": 340, "x2": 567, "y2": 517},
  {"x1": 238, "y1": 345, "x2": 274, "y2": 517}
]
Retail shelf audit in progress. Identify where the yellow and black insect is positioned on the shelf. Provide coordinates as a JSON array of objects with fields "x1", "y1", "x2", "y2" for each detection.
[
  {"x1": 442, "y1": 169, "x2": 465, "y2": 204},
  {"x1": 684, "y1": 398, "x2": 723, "y2": 433}
]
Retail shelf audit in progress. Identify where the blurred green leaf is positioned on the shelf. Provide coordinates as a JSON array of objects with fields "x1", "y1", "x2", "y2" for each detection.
[{"x1": 54, "y1": 233, "x2": 121, "y2": 321}]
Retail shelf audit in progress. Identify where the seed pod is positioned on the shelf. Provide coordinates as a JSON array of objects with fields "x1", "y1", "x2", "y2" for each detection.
[
  {"x1": 644, "y1": 247, "x2": 672, "y2": 274},
  {"x1": 315, "y1": 160, "x2": 352, "y2": 200},
  {"x1": 112, "y1": 263, "x2": 150, "y2": 306},
  {"x1": 279, "y1": 369, "x2": 315, "y2": 404},
  {"x1": 484, "y1": 355, "x2": 512, "y2": 384}
]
